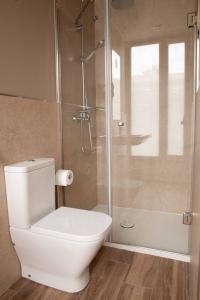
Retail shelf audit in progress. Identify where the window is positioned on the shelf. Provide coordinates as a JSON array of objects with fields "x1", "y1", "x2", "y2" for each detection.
[
  {"x1": 168, "y1": 43, "x2": 185, "y2": 156},
  {"x1": 112, "y1": 50, "x2": 121, "y2": 120},
  {"x1": 131, "y1": 44, "x2": 159, "y2": 156}
]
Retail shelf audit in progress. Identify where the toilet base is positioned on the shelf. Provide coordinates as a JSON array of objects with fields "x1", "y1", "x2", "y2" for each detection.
[{"x1": 22, "y1": 265, "x2": 90, "y2": 293}]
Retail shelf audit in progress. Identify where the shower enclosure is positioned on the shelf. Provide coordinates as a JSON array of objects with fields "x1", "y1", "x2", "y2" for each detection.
[{"x1": 57, "y1": 0, "x2": 198, "y2": 257}]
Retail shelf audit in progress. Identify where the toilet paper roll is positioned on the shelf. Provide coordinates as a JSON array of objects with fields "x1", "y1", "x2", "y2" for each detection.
[{"x1": 55, "y1": 169, "x2": 73, "y2": 186}]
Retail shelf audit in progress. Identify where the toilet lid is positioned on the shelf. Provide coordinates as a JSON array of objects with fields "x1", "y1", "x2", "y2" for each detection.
[{"x1": 31, "y1": 207, "x2": 112, "y2": 242}]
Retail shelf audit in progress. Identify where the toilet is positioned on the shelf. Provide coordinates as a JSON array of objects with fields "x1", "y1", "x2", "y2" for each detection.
[{"x1": 4, "y1": 158, "x2": 112, "y2": 293}]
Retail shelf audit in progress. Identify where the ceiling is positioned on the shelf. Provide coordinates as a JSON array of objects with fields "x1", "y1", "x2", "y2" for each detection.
[{"x1": 109, "y1": 0, "x2": 197, "y2": 42}]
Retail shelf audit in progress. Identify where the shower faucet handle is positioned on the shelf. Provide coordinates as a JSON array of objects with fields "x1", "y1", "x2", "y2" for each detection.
[{"x1": 118, "y1": 121, "x2": 125, "y2": 127}]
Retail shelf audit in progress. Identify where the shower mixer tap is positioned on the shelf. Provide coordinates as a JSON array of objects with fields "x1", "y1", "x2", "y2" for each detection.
[
  {"x1": 72, "y1": 110, "x2": 93, "y2": 153},
  {"x1": 118, "y1": 121, "x2": 125, "y2": 127},
  {"x1": 72, "y1": 111, "x2": 90, "y2": 121}
]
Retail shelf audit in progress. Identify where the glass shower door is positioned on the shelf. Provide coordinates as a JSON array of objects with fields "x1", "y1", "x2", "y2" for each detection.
[{"x1": 109, "y1": 0, "x2": 196, "y2": 254}]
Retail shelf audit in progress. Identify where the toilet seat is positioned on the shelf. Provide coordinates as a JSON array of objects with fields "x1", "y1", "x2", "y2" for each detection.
[{"x1": 31, "y1": 207, "x2": 112, "y2": 243}]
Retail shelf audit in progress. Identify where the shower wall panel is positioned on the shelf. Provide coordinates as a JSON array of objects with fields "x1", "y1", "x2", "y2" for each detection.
[{"x1": 59, "y1": 0, "x2": 97, "y2": 209}]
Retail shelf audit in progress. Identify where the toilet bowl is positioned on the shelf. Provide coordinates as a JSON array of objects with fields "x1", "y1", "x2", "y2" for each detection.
[
  {"x1": 10, "y1": 207, "x2": 111, "y2": 292},
  {"x1": 4, "y1": 158, "x2": 112, "y2": 292}
]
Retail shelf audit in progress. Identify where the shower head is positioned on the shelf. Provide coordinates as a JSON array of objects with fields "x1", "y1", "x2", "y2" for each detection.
[
  {"x1": 111, "y1": 0, "x2": 135, "y2": 10},
  {"x1": 82, "y1": 40, "x2": 105, "y2": 63}
]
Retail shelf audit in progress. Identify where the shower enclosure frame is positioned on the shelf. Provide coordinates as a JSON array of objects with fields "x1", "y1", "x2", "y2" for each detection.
[
  {"x1": 104, "y1": 0, "x2": 113, "y2": 221},
  {"x1": 103, "y1": 0, "x2": 198, "y2": 261},
  {"x1": 55, "y1": 0, "x2": 198, "y2": 262}
]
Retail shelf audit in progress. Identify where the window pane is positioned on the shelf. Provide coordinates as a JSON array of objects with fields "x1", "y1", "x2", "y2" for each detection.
[
  {"x1": 197, "y1": 38, "x2": 199, "y2": 91},
  {"x1": 112, "y1": 50, "x2": 121, "y2": 120},
  {"x1": 131, "y1": 44, "x2": 159, "y2": 156},
  {"x1": 168, "y1": 43, "x2": 185, "y2": 156}
]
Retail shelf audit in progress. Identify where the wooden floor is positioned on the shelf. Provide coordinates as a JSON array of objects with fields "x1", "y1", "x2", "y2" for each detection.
[{"x1": 0, "y1": 246, "x2": 190, "y2": 300}]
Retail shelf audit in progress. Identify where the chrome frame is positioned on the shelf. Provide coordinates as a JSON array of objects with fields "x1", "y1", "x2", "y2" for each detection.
[
  {"x1": 53, "y1": 0, "x2": 65, "y2": 208},
  {"x1": 188, "y1": 21, "x2": 199, "y2": 300},
  {"x1": 189, "y1": 23, "x2": 198, "y2": 251},
  {"x1": 104, "y1": 0, "x2": 113, "y2": 223},
  {"x1": 54, "y1": 0, "x2": 64, "y2": 167},
  {"x1": 54, "y1": 0, "x2": 62, "y2": 105}
]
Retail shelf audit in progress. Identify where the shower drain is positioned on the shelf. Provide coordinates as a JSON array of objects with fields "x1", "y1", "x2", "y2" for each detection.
[{"x1": 120, "y1": 222, "x2": 135, "y2": 229}]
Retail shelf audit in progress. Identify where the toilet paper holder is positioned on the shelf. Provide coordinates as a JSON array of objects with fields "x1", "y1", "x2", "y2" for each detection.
[{"x1": 55, "y1": 169, "x2": 74, "y2": 187}]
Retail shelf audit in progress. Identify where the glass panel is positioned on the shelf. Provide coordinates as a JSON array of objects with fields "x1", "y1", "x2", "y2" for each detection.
[
  {"x1": 58, "y1": 0, "x2": 108, "y2": 213},
  {"x1": 131, "y1": 44, "x2": 159, "y2": 157},
  {"x1": 109, "y1": 0, "x2": 195, "y2": 254},
  {"x1": 168, "y1": 43, "x2": 185, "y2": 156}
]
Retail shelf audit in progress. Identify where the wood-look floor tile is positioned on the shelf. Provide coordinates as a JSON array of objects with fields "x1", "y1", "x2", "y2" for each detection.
[
  {"x1": 0, "y1": 247, "x2": 190, "y2": 300},
  {"x1": 116, "y1": 284, "x2": 152, "y2": 300},
  {"x1": 0, "y1": 289, "x2": 17, "y2": 300},
  {"x1": 99, "y1": 261, "x2": 130, "y2": 300},
  {"x1": 90, "y1": 246, "x2": 133, "y2": 281},
  {"x1": 97, "y1": 246, "x2": 134, "y2": 265},
  {"x1": 150, "y1": 257, "x2": 175, "y2": 300},
  {"x1": 151, "y1": 260, "x2": 190, "y2": 300},
  {"x1": 157, "y1": 258, "x2": 174, "y2": 288},
  {"x1": 89, "y1": 248, "x2": 109, "y2": 279},
  {"x1": 125, "y1": 253, "x2": 160, "y2": 289},
  {"x1": 10, "y1": 278, "x2": 31, "y2": 292},
  {"x1": 171, "y1": 260, "x2": 190, "y2": 300},
  {"x1": 11, "y1": 281, "x2": 46, "y2": 300},
  {"x1": 151, "y1": 286, "x2": 174, "y2": 300},
  {"x1": 77, "y1": 260, "x2": 117, "y2": 300},
  {"x1": 38, "y1": 286, "x2": 78, "y2": 300}
]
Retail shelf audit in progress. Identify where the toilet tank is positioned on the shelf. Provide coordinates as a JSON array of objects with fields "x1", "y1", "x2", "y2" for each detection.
[{"x1": 4, "y1": 158, "x2": 55, "y2": 229}]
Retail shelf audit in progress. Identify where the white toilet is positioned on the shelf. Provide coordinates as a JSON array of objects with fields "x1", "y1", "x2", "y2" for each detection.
[{"x1": 4, "y1": 158, "x2": 112, "y2": 293}]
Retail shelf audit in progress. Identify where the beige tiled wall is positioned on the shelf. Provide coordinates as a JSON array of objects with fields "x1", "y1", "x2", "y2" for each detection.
[
  {"x1": 0, "y1": 96, "x2": 61, "y2": 166},
  {"x1": 0, "y1": 1, "x2": 61, "y2": 295},
  {"x1": 0, "y1": 164, "x2": 20, "y2": 296},
  {"x1": 0, "y1": 96, "x2": 61, "y2": 296},
  {"x1": 0, "y1": 0, "x2": 56, "y2": 102}
]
